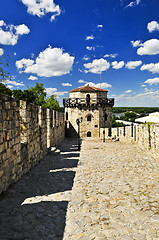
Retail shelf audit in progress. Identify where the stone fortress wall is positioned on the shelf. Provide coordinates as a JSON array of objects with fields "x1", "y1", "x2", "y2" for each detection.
[
  {"x1": 0, "y1": 93, "x2": 65, "y2": 194},
  {"x1": 100, "y1": 123, "x2": 159, "y2": 160}
]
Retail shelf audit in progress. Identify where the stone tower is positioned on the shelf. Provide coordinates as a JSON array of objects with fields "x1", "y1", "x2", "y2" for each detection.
[{"x1": 63, "y1": 85, "x2": 114, "y2": 138}]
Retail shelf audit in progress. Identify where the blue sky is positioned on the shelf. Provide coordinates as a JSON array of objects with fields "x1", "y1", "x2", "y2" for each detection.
[{"x1": 0, "y1": 0, "x2": 159, "y2": 107}]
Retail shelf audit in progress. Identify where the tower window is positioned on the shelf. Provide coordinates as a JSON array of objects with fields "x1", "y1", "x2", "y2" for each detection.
[
  {"x1": 87, "y1": 115, "x2": 91, "y2": 121},
  {"x1": 86, "y1": 94, "x2": 90, "y2": 105},
  {"x1": 87, "y1": 131, "x2": 91, "y2": 137}
]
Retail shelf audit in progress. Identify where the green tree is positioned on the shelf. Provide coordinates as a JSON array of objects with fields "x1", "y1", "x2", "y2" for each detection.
[
  {"x1": 12, "y1": 89, "x2": 36, "y2": 103},
  {"x1": 43, "y1": 94, "x2": 60, "y2": 111},
  {"x1": 0, "y1": 83, "x2": 12, "y2": 96},
  {"x1": 27, "y1": 83, "x2": 46, "y2": 106},
  {"x1": 0, "y1": 49, "x2": 11, "y2": 82}
]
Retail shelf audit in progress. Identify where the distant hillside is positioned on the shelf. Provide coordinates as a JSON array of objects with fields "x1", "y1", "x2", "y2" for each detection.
[{"x1": 113, "y1": 107, "x2": 159, "y2": 114}]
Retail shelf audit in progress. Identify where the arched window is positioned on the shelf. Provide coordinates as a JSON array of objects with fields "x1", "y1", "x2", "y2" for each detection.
[
  {"x1": 66, "y1": 112, "x2": 68, "y2": 120},
  {"x1": 87, "y1": 115, "x2": 91, "y2": 121},
  {"x1": 87, "y1": 131, "x2": 91, "y2": 137},
  {"x1": 86, "y1": 94, "x2": 90, "y2": 105}
]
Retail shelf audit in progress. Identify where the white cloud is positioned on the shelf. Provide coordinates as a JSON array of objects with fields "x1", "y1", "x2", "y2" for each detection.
[
  {"x1": 0, "y1": 48, "x2": 4, "y2": 56},
  {"x1": 115, "y1": 90, "x2": 159, "y2": 107},
  {"x1": 16, "y1": 46, "x2": 75, "y2": 77},
  {"x1": 147, "y1": 21, "x2": 159, "y2": 33},
  {"x1": 144, "y1": 77, "x2": 159, "y2": 85},
  {"x1": 97, "y1": 25, "x2": 103, "y2": 28},
  {"x1": 112, "y1": 61, "x2": 124, "y2": 69},
  {"x1": 0, "y1": 20, "x2": 5, "y2": 27},
  {"x1": 61, "y1": 83, "x2": 72, "y2": 87},
  {"x1": 137, "y1": 39, "x2": 159, "y2": 55},
  {"x1": 0, "y1": 20, "x2": 30, "y2": 45},
  {"x1": 126, "y1": 0, "x2": 140, "y2": 8},
  {"x1": 7, "y1": 85, "x2": 13, "y2": 89},
  {"x1": 84, "y1": 58, "x2": 110, "y2": 74},
  {"x1": 4, "y1": 80, "x2": 24, "y2": 86},
  {"x1": 86, "y1": 35, "x2": 94, "y2": 40},
  {"x1": 124, "y1": 90, "x2": 132, "y2": 93},
  {"x1": 86, "y1": 46, "x2": 95, "y2": 51},
  {"x1": 28, "y1": 75, "x2": 38, "y2": 81},
  {"x1": 82, "y1": 55, "x2": 90, "y2": 61},
  {"x1": 141, "y1": 84, "x2": 146, "y2": 87},
  {"x1": 104, "y1": 53, "x2": 118, "y2": 58},
  {"x1": 14, "y1": 52, "x2": 17, "y2": 56},
  {"x1": 46, "y1": 87, "x2": 57, "y2": 96},
  {"x1": 78, "y1": 79, "x2": 85, "y2": 83},
  {"x1": 20, "y1": 0, "x2": 61, "y2": 21},
  {"x1": 16, "y1": 58, "x2": 34, "y2": 69},
  {"x1": 85, "y1": 81, "x2": 112, "y2": 89},
  {"x1": 125, "y1": 60, "x2": 142, "y2": 69},
  {"x1": 140, "y1": 62, "x2": 159, "y2": 74},
  {"x1": 55, "y1": 91, "x2": 68, "y2": 96},
  {"x1": 15, "y1": 24, "x2": 30, "y2": 35},
  {"x1": 131, "y1": 40, "x2": 143, "y2": 47}
]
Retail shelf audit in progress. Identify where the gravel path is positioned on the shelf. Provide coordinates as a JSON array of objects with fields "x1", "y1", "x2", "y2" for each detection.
[
  {"x1": 0, "y1": 138, "x2": 159, "y2": 240},
  {"x1": 63, "y1": 139, "x2": 159, "y2": 240}
]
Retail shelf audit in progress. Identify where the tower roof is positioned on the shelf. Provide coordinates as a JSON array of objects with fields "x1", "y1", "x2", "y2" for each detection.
[{"x1": 69, "y1": 85, "x2": 108, "y2": 93}]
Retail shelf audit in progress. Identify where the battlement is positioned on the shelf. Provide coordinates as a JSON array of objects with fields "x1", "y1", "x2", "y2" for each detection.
[
  {"x1": 63, "y1": 97, "x2": 114, "y2": 108},
  {"x1": 0, "y1": 93, "x2": 65, "y2": 194}
]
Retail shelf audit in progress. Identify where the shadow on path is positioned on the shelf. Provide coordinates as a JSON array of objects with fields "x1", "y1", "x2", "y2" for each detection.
[{"x1": 0, "y1": 138, "x2": 79, "y2": 240}]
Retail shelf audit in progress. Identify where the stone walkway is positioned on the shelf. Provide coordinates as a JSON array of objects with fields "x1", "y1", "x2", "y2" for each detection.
[
  {"x1": 0, "y1": 138, "x2": 80, "y2": 240},
  {"x1": 0, "y1": 138, "x2": 159, "y2": 240},
  {"x1": 63, "y1": 139, "x2": 159, "y2": 240}
]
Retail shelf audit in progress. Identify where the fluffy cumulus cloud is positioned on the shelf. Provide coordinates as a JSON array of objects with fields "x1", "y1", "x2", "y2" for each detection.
[
  {"x1": 28, "y1": 75, "x2": 38, "y2": 80},
  {"x1": 61, "y1": 83, "x2": 72, "y2": 87},
  {"x1": 20, "y1": 0, "x2": 61, "y2": 21},
  {"x1": 137, "y1": 39, "x2": 159, "y2": 55},
  {"x1": 144, "y1": 77, "x2": 159, "y2": 85},
  {"x1": 112, "y1": 61, "x2": 124, "y2": 69},
  {"x1": 140, "y1": 62, "x2": 159, "y2": 74},
  {"x1": 125, "y1": 60, "x2": 142, "y2": 69},
  {"x1": 0, "y1": 20, "x2": 30, "y2": 45},
  {"x1": 16, "y1": 58, "x2": 34, "y2": 69},
  {"x1": 131, "y1": 40, "x2": 143, "y2": 47},
  {"x1": 84, "y1": 58, "x2": 110, "y2": 74},
  {"x1": 147, "y1": 21, "x2": 159, "y2": 33},
  {"x1": 86, "y1": 35, "x2": 94, "y2": 40},
  {"x1": 4, "y1": 80, "x2": 24, "y2": 86},
  {"x1": 0, "y1": 48, "x2": 4, "y2": 56},
  {"x1": 16, "y1": 46, "x2": 75, "y2": 77}
]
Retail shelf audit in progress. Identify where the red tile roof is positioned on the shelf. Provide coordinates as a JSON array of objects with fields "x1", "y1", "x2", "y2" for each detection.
[{"x1": 69, "y1": 85, "x2": 108, "y2": 93}]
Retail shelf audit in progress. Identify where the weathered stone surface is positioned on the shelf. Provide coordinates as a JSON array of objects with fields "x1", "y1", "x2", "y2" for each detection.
[
  {"x1": 0, "y1": 93, "x2": 65, "y2": 194},
  {"x1": 0, "y1": 138, "x2": 79, "y2": 239},
  {"x1": 63, "y1": 139, "x2": 159, "y2": 239}
]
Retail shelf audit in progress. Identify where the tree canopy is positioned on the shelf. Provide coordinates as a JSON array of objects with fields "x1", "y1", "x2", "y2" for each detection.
[{"x1": 0, "y1": 82, "x2": 61, "y2": 111}]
